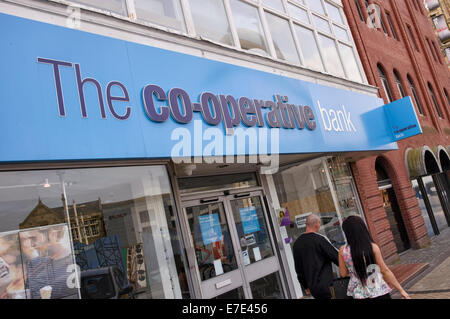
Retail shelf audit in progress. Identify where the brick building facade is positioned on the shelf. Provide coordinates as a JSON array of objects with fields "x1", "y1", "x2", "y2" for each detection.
[{"x1": 343, "y1": 0, "x2": 450, "y2": 262}]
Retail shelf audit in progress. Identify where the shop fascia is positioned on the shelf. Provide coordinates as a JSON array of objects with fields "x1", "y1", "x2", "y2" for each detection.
[{"x1": 37, "y1": 57, "x2": 358, "y2": 167}]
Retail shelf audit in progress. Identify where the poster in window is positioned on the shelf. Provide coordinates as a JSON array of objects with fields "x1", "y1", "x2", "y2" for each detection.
[
  {"x1": 19, "y1": 224, "x2": 80, "y2": 299},
  {"x1": 0, "y1": 231, "x2": 25, "y2": 299},
  {"x1": 239, "y1": 207, "x2": 260, "y2": 234},
  {"x1": 198, "y1": 214, "x2": 223, "y2": 245}
]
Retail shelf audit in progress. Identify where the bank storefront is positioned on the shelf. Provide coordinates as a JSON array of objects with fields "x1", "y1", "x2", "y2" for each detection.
[{"x1": 0, "y1": 12, "x2": 421, "y2": 299}]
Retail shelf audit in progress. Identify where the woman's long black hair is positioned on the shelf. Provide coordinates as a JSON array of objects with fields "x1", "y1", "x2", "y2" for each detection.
[{"x1": 342, "y1": 216, "x2": 376, "y2": 286}]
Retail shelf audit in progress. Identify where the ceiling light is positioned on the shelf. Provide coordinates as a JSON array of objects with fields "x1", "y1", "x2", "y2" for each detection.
[{"x1": 43, "y1": 179, "x2": 51, "y2": 188}]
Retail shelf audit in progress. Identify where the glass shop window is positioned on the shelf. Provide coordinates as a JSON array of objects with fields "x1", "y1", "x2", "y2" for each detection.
[
  {"x1": 230, "y1": 0, "x2": 269, "y2": 55},
  {"x1": 262, "y1": 0, "x2": 285, "y2": 12},
  {"x1": 318, "y1": 34, "x2": 345, "y2": 77},
  {"x1": 288, "y1": 3, "x2": 310, "y2": 24},
  {"x1": 265, "y1": 12, "x2": 300, "y2": 64},
  {"x1": 0, "y1": 165, "x2": 190, "y2": 299},
  {"x1": 312, "y1": 14, "x2": 332, "y2": 34},
  {"x1": 188, "y1": 0, "x2": 233, "y2": 46},
  {"x1": 324, "y1": 2, "x2": 344, "y2": 25},
  {"x1": 327, "y1": 159, "x2": 363, "y2": 219},
  {"x1": 338, "y1": 43, "x2": 363, "y2": 83},
  {"x1": 305, "y1": 0, "x2": 325, "y2": 15},
  {"x1": 333, "y1": 24, "x2": 349, "y2": 42},
  {"x1": 68, "y1": 0, "x2": 128, "y2": 15},
  {"x1": 272, "y1": 158, "x2": 346, "y2": 249},
  {"x1": 134, "y1": 0, "x2": 187, "y2": 33},
  {"x1": 294, "y1": 24, "x2": 324, "y2": 71}
]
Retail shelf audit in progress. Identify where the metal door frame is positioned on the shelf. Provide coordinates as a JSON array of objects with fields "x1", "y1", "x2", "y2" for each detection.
[{"x1": 180, "y1": 189, "x2": 286, "y2": 299}]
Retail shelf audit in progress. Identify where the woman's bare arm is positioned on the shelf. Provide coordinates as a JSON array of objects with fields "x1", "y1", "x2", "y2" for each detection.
[
  {"x1": 339, "y1": 246, "x2": 349, "y2": 278},
  {"x1": 372, "y1": 243, "x2": 410, "y2": 299}
]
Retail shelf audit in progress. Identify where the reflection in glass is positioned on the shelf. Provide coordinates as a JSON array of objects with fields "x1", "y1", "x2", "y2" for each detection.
[
  {"x1": 329, "y1": 160, "x2": 361, "y2": 219},
  {"x1": 312, "y1": 15, "x2": 331, "y2": 33},
  {"x1": 230, "y1": 0, "x2": 269, "y2": 55},
  {"x1": 318, "y1": 34, "x2": 345, "y2": 77},
  {"x1": 294, "y1": 25, "x2": 324, "y2": 71},
  {"x1": 230, "y1": 196, "x2": 274, "y2": 265},
  {"x1": 333, "y1": 24, "x2": 349, "y2": 42},
  {"x1": 306, "y1": 0, "x2": 325, "y2": 15},
  {"x1": 273, "y1": 158, "x2": 346, "y2": 249},
  {"x1": 288, "y1": 3, "x2": 310, "y2": 24},
  {"x1": 250, "y1": 272, "x2": 284, "y2": 299},
  {"x1": 265, "y1": 13, "x2": 300, "y2": 64},
  {"x1": 188, "y1": 0, "x2": 233, "y2": 45},
  {"x1": 134, "y1": 0, "x2": 186, "y2": 32},
  {"x1": 338, "y1": 43, "x2": 363, "y2": 83},
  {"x1": 262, "y1": 0, "x2": 285, "y2": 12},
  {"x1": 0, "y1": 166, "x2": 190, "y2": 299},
  {"x1": 186, "y1": 203, "x2": 237, "y2": 281},
  {"x1": 20, "y1": 225, "x2": 78, "y2": 299},
  {"x1": 69, "y1": 0, "x2": 127, "y2": 15},
  {"x1": 325, "y1": 2, "x2": 343, "y2": 24}
]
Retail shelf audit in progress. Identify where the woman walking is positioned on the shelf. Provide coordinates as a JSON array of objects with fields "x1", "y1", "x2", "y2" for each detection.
[{"x1": 338, "y1": 216, "x2": 410, "y2": 299}]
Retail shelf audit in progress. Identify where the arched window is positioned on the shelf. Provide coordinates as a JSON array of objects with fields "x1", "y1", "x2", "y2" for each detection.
[
  {"x1": 354, "y1": 0, "x2": 364, "y2": 22},
  {"x1": 407, "y1": 75, "x2": 424, "y2": 115},
  {"x1": 428, "y1": 82, "x2": 443, "y2": 118},
  {"x1": 444, "y1": 88, "x2": 450, "y2": 107},
  {"x1": 378, "y1": 64, "x2": 394, "y2": 103},
  {"x1": 393, "y1": 70, "x2": 406, "y2": 98}
]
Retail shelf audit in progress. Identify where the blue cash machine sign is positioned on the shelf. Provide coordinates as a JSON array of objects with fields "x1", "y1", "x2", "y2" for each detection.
[
  {"x1": 198, "y1": 214, "x2": 223, "y2": 245},
  {"x1": 239, "y1": 207, "x2": 260, "y2": 235},
  {"x1": 0, "y1": 13, "x2": 422, "y2": 162},
  {"x1": 383, "y1": 97, "x2": 423, "y2": 141}
]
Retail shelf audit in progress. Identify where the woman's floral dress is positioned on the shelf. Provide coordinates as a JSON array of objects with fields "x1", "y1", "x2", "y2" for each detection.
[{"x1": 342, "y1": 244, "x2": 392, "y2": 299}]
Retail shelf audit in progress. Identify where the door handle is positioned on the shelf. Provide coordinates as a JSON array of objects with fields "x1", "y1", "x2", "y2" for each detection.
[
  {"x1": 200, "y1": 197, "x2": 219, "y2": 203},
  {"x1": 233, "y1": 193, "x2": 250, "y2": 198}
]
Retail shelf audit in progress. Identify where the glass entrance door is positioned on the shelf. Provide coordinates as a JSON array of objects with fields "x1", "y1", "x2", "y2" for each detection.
[{"x1": 182, "y1": 191, "x2": 285, "y2": 299}]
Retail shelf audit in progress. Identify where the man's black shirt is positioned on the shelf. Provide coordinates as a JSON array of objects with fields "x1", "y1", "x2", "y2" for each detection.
[{"x1": 293, "y1": 232, "x2": 339, "y2": 299}]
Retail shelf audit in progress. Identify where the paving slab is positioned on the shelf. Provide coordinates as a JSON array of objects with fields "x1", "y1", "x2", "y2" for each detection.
[{"x1": 409, "y1": 256, "x2": 450, "y2": 292}]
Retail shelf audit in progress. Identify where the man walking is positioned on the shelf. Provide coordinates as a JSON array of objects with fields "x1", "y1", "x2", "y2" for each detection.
[{"x1": 293, "y1": 214, "x2": 339, "y2": 299}]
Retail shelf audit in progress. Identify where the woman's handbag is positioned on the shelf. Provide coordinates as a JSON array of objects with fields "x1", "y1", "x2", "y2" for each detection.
[{"x1": 330, "y1": 277, "x2": 351, "y2": 299}]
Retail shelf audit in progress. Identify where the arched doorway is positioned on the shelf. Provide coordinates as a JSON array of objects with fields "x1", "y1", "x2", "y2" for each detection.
[
  {"x1": 376, "y1": 159, "x2": 411, "y2": 253},
  {"x1": 435, "y1": 149, "x2": 450, "y2": 226},
  {"x1": 422, "y1": 149, "x2": 450, "y2": 233}
]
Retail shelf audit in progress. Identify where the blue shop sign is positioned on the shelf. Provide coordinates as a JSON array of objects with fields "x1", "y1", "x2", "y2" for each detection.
[{"x1": 0, "y1": 13, "x2": 422, "y2": 162}]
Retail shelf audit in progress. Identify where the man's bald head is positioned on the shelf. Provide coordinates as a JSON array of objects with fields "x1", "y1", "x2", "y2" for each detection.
[{"x1": 305, "y1": 214, "x2": 321, "y2": 232}]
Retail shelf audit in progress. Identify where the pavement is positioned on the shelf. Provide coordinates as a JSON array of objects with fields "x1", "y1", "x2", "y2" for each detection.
[{"x1": 390, "y1": 227, "x2": 450, "y2": 299}]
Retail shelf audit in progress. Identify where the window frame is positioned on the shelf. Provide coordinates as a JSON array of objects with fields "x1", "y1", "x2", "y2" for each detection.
[
  {"x1": 377, "y1": 64, "x2": 394, "y2": 103},
  {"x1": 385, "y1": 11, "x2": 398, "y2": 40},
  {"x1": 407, "y1": 75, "x2": 425, "y2": 116},
  {"x1": 428, "y1": 82, "x2": 444, "y2": 119},
  {"x1": 393, "y1": 70, "x2": 406, "y2": 99},
  {"x1": 354, "y1": 0, "x2": 365, "y2": 22},
  {"x1": 406, "y1": 24, "x2": 420, "y2": 52},
  {"x1": 59, "y1": 0, "x2": 365, "y2": 83},
  {"x1": 444, "y1": 88, "x2": 450, "y2": 107}
]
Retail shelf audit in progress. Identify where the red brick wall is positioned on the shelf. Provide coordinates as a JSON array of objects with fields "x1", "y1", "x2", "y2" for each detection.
[{"x1": 343, "y1": 0, "x2": 450, "y2": 259}]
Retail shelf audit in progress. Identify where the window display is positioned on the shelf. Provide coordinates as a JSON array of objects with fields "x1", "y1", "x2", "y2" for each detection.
[
  {"x1": 0, "y1": 165, "x2": 189, "y2": 299},
  {"x1": 273, "y1": 157, "x2": 363, "y2": 250},
  {"x1": 273, "y1": 158, "x2": 345, "y2": 249}
]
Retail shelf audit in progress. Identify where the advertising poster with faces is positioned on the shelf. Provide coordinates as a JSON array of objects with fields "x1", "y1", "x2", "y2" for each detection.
[
  {"x1": 0, "y1": 232, "x2": 25, "y2": 299},
  {"x1": 0, "y1": 224, "x2": 79, "y2": 299}
]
